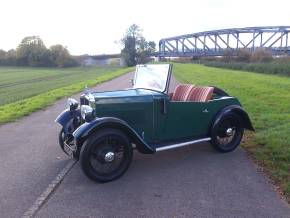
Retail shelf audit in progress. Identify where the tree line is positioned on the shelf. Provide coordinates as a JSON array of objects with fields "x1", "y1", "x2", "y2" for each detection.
[
  {"x1": 0, "y1": 25, "x2": 156, "y2": 68},
  {"x1": 0, "y1": 36, "x2": 78, "y2": 67}
]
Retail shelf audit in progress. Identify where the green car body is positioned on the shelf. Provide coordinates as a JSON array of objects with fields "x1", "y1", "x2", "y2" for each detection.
[{"x1": 79, "y1": 89, "x2": 242, "y2": 144}]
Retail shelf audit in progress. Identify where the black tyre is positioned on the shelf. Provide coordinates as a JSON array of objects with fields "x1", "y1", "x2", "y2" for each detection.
[
  {"x1": 58, "y1": 128, "x2": 70, "y2": 156},
  {"x1": 59, "y1": 128, "x2": 80, "y2": 159},
  {"x1": 211, "y1": 113, "x2": 244, "y2": 153},
  {"x1": 80, "y1": 128, "x2": 133, "y2": 183}
]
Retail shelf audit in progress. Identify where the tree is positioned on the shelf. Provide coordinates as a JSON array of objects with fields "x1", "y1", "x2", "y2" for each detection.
[
  {"x1": 16, "y1": 36, "x2": 50, "y2": 66},
  {"x1": 136, "y1": 38, "x2": 156, "y2": 64},
  {"x1": 126, "y1": 24, "x2": 142, "y2": 39},
  {"x1": 121, "y1": 36, "x2": 137, "y2": 66},
  {"x1": 5, "y1": 49, "x2": 16, "y2": 65},
  {"x1": 121, "y1": 24, "x2": 156, "y2": 66},
  {"x1": 49, "y1": 45, "x2": 70, "y2": 67},
  {"x1": 0, "y1": 49, "x2": 6, "y2": 65}
]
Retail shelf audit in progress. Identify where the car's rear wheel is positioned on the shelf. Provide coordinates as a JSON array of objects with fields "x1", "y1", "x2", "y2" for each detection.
[
  {"x1": 80, "y1": 128, "x2": 133, "y2": 183},
  {"x1": 211, "y1": 113, "x2": 244, "y2": 153}
]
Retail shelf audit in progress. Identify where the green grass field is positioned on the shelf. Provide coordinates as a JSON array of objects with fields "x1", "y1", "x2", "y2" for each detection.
[
  {"x1": 0, "y1": 66, "x2": 122, "y2": 106},
  {"x1": 173, "y1": 63, "x2": 290, "y2": 201},
  {"x1": 0, "y1": 66, "x2": 132, "y2": 124}
]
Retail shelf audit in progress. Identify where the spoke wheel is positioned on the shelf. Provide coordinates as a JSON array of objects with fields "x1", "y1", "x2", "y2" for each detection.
[
  {"x1": 80, "y1": 129, "x2": 133, "y2": 183},
  {"x1": 211, "y1": 113, "x2": 244, "y2": 153}
]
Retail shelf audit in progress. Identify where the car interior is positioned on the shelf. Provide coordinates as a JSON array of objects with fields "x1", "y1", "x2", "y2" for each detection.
[{"x1": 169, "y1": 84, "x2": 214, "y2": 102}]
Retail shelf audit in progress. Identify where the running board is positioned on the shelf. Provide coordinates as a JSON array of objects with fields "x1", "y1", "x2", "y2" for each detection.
[{"x1": 155, "y1": 137, "x2": 211, "y2": 152}]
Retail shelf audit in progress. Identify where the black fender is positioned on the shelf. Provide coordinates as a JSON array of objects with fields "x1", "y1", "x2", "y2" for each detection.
[
  {"x1": 73, "y1": 117, "x2": 155, "y2": 154},
  {"x1": 213, "y1": 105, "x2": 255, "y2": 131},
  {"x1": 55, "y1": 109, "x2": 81, "y2": 134}
]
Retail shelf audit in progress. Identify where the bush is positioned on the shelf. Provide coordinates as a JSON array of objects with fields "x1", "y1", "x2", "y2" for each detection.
[
  {"x1": 203, "y1": 60, "x2": 290, "y2": 76},
  {"x1": 236, "y1": 49, "x2": 251, "y2": 62},
  {"x1": 275, "y1": 56, "x2": 290, "y2": 63},
  {"x1": 170, "y1": 57, "x2": 193, "y2": 63},
  {"x1": 201, "y1": 47, "x2": 286, "y2": 76},
  {"x1": 221, "y1": 49, "x2": 234, "y2": 62},
  {"x1": 251, "y1": 48, "x2": 273, "y2": 62},
  {"x1": 63, "y1": 57, "x2": 79, "y2": 67}
]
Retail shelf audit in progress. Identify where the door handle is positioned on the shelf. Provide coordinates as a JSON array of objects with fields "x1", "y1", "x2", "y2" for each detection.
[{"x1": 162, "y1": 98, "x2": 167, "y2": 114}]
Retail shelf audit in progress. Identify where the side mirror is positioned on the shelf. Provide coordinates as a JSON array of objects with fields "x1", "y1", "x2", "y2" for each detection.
[{"x1": 130, "y1": 79, "x2": 134, "y2": 86}]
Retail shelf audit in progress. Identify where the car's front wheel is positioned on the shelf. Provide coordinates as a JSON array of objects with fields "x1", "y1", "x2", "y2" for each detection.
[
  {"x1": 58, "y1": 128, "x2": 71, "y2": 156},
  {"x1": 59, "y1": 127, "x2": 79, "y2": 159},
  {"x1": 211, "y1": 113, "x2": 244, "y2": 153},
  {"x1": 80, "y1": 128, "x2": 133, "y2": 183}
]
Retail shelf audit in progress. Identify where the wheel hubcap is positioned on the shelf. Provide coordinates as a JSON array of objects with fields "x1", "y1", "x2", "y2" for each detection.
[
  {"x1": 104, "y1": 152, "x2": 115, "y2": 162},
  {"x1": 89, "y1": 135, "x2": 127, "y2": 176},
  {"x1": 226, "y1": 128, "x2": 233, "y2": 136}
]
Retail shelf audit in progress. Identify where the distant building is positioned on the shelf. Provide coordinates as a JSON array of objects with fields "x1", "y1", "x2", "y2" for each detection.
[
  {"x1": 82, "y1": 57, "x2": 98, "y2": 66},
  {"x1": 81, "y1": 54, "x2": 125, "y2": 67}
]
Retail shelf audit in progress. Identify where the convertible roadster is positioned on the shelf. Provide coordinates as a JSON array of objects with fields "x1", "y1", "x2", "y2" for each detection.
[{"x1": 55, "y1": 64, "x2": 254, "y2": 183}]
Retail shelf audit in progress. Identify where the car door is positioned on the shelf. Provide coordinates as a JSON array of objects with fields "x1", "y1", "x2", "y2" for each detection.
[{"x1": 154, "y1": 99, "x2": 212, "y2": 143}]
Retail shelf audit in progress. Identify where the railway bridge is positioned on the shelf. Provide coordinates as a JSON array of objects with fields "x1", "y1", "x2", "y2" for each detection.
[{"x1": 158, "y1": 26, "x2": 290, "y2": 57}]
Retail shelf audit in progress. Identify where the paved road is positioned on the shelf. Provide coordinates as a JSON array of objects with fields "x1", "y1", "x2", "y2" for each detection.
[{"x1": 0, "y1": 72, "x2": 289, "y2": 218}]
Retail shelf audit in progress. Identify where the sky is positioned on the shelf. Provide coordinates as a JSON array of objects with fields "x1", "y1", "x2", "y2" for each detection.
[{"x1": 0, "y1": 0, "x2": 290, "y2": 55}]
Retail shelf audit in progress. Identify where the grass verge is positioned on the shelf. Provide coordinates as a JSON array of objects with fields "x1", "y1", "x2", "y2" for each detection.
[
  {"x1": 173, "y1": 63, "x2": 290, "y2": 202},
  {"x1": 0, "y1": 67, "x2": 132, "y2": 124}
]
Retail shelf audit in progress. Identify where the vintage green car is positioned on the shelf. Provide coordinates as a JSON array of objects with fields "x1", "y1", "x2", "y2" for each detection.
[{"x1": 55, "y1": 64, "x2": 254, "y2": 183}]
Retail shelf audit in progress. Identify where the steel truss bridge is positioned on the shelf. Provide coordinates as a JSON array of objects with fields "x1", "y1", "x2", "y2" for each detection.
[{"x1": 158, "y1": 26, "x2": 290, "y2": 57}]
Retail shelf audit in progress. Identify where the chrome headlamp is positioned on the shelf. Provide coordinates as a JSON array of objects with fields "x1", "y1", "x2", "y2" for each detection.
[
  {"x1": 86, "y1": 93, "x2": 95, "y2": 103},
  {"x1": 67, "y1": 98, "x2": 79, "y2": 111},
  {"x1": 80, "y1": 105, "x2": 94, "y2": 122}
]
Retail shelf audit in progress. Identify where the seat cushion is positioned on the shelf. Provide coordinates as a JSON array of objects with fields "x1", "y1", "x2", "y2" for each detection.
[
  {"x1": 187, "y1": 86, "x2": 214, "y2": 102},
  {"x1": 171, "y1": 84, "x2": 194, "y2": 101}
]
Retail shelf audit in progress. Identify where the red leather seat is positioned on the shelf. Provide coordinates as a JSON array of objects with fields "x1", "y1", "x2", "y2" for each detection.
[
  {"x1": 186, "y1": 86, "x2": 214, "y2": 102},
  {"x1": 171, "y1": 84, "x2": 194, "y2": 101}
]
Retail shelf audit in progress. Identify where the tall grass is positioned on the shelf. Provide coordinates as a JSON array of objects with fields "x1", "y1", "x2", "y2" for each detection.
[{"x1": 203, "y1": 61, "x2": 290, "y2": 76}]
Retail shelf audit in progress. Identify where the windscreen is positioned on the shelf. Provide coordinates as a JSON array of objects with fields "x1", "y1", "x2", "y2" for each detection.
[{"x1": 133, "y1": 64, "x2": 171, "y2": 93}]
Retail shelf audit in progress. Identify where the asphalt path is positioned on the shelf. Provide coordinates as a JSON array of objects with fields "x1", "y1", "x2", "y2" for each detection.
[{"x1": 0, "y1": 72, "x2": 289, "y2": 218}]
